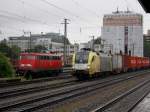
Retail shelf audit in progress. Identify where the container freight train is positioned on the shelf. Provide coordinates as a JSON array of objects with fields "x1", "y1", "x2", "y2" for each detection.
[
  {"x1": 72, "y1": 49, "x2": 150, "y2": 79},
  {"x1": 17, "y1": 53, "x2": 63, "y2": 79}
]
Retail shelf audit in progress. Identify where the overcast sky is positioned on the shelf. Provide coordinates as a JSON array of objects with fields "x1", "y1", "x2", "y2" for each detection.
[{"x1": 0, "y1": 0, "x2": 149, "y2": 43}]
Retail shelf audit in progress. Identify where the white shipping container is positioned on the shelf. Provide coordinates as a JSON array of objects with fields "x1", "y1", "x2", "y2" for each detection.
[
  {"x1": 112, "y1": 54, "x2": 123, "y2": 72},
  {"x1": 99, "y1": 53, "x2": 112, "y2": 72}
]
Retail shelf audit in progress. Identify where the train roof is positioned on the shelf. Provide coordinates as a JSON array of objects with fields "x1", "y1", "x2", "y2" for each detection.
[{"x1": 20, "y1": 52, "x2": 62, "y2": 56}]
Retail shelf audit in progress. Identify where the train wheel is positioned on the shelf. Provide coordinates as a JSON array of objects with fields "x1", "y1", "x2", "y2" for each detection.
[{"x1": 59, "y1": 69, "x2": 63, "y2": 73}]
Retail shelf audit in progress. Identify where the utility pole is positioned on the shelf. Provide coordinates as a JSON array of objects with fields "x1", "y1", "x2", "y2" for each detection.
[
  {"x1": 100, "y1": 38, "x2": 105, "y2": 52},
  {"x1": 124, "y1": 26, "x2": 128, "y2": 55},
  {"x1": 29, "y1": 32, "x2": 32, "y2": 52},
  {"x1": 132, "y1": 43, "x2": 135, "y2": 56},
  {"x1": 61, "y1": 18, "x2": 69, "y2": 66},
  {"x1": 90, "y1": 35, "x2": 95, "y2": 50}
]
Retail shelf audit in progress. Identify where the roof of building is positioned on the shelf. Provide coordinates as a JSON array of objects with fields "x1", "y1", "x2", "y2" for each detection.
[
  {"x1": 20, "y1": 52, "x2": 61, "y2": 56},
  {"x1": 9, "y1": 33, "x2": 70, "y2": 44},
  {"x1": 104, "y1": 11, "x2": 142, "y2": 17}
]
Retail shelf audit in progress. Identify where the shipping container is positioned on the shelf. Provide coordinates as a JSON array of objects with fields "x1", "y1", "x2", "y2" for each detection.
[
  {"x1": 112, "y1": 54, "x2": 123, "y2": 73},
  {"x1": 99, "y1": 53, "x2": 112, "y2": 72}
]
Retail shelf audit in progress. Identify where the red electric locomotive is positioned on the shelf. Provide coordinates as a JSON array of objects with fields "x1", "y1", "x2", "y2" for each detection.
[{"x1": 17, "y1": 53, "x2": 63, "y2": 78}]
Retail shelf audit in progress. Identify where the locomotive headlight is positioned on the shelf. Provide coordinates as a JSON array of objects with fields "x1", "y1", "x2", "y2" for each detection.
[
  {"x1": 72, "y1": 65, "x2": 75, "y2": 69},
  {"x1": 26, "y1": 64, "x2": 32, "y2": 67},
  {"x1": 87, "y1": 65, "x2": 90, "y2": 69},
  {"x1": 20, "y1": 64, "x2": 25, "y2": 67}
]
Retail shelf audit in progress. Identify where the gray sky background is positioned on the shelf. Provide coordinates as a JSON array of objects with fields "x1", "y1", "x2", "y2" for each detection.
[{"x1": 0, "y1": 0, "x2": 149, "y2": 43}]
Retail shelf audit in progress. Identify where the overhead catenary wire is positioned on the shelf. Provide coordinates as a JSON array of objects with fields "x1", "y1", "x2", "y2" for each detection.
[
  {"x1": 18, "y1": 0, "x2": 91, "y2": 32},
  {"x1": 18, "y1": 0, "x2": 85, "y2": 29},
  {"x1": 40, "y1": 0, "x2": 91, "y2": 22},
  {"x1": 0, "y1": 0, "x2": 62, "y2": 29},
  {"x1": 0, "y1": 9, "x2": 60, "y2": 30},
  {"x1": 0, "y1": 0, "x2": 112, "y2": 41},
  {"x1": 17, "y1": 0, "x2": 61, "y2": 18},
  {"x1": 40, "y1": 0, "x2": 79, "y2": 18},
  {"x1": 0, "y1": 14, "x2": 25, "y2": 23},
  {"x1": 0, "y1": 0, "x2": 101, "y2": 38},
  {"x1": 71, "y1": 0, "x2": 100, "y2": 18}
]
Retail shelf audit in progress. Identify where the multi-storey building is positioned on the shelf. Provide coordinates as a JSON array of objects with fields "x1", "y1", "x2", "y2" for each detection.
[
  {"x1": 102, "y1": 11, "x2": 143, "y2": 56},
  {"x1": 8, "y1": 33, "x2": 66, "y2": 51},
  {"x1": 8, "y1": 32, "x2": 78, "y2": 56}
]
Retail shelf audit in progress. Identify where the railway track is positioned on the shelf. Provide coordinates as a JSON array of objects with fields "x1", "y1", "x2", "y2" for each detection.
[
  {"x1": 0, "y1": 74, "x2": 72, "y2": 88},
  {"x1": 0, "y1": 78, "x2": 77, "y2": 99},
  {"x1": 0, "y1": 70, "x2": 150, "y2": 112},
  {"x1": 0, "y1": 67, "x2": 73, "y2": 87},
  {"x1": 92, "y1": 78, "x2": 150, "y2": 112}
]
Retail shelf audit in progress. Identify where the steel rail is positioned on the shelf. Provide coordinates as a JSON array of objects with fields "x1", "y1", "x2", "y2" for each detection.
[
  {"x1": 0, "y1": 78, "x2": 76, "y2": 99},
  {"x1": 1, "y1": 70, "x2": 148, "y2": 100},
  {"x1": 91, "y1": 79, "x2": 150, "y2": 112},
  {"x1": 0, "y1": 70, "x2": 150, "y2": 112},
  {"x1": 0, "y1": 74, "x2": 72, "y2": 88}
]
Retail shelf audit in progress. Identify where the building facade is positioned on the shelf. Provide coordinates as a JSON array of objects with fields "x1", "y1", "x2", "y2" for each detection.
[
  {"x1": 8, "y1": 33, "x2": 65, "y2": 51},
  {"x1": 8, "y1": 32, "x2": 78, "y2": 56},
  {"x1": 102, "y1": 11, "x2": 143, "y2": 56}
]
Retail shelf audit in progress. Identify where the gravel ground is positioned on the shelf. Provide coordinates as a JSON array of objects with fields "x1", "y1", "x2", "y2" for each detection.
[
  {"x1": 131, "y1": 94, "x2": 150, "y2": 112},
  {"x1": 103, "y1": 82, "x2": 150, "y2": 112},
  {"x1": 37, "y1": 72, "x2": 150, "y2": 112}
]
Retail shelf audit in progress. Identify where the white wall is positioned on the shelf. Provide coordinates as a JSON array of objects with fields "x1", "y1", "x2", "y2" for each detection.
[
  {"x1": 102, "y1": 26, "x2": 143, "y2": 56},
  {"x1": 102, "y1": 26, "x2": 125, "y2": 54}
]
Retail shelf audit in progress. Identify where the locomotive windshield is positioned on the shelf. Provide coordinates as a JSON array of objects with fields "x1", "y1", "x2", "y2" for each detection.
[
  {"x1": 20, "y1": 55, "x2": 35, "y2": 60},
  {"x1": 75, "y1": 51, "x2": 89, "y2": 64}
]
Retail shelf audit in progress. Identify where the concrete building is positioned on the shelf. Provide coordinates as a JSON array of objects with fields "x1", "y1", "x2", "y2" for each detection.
[
  {"x1": 35, "y1": 37, "x2": 51, "y2": 50},
  {"x1": 8, "y1": 36, "x2": 31, "y2": 51},
  {"x1": 8, "y1": 32, "x2": 79, "y2": 56},
  {"x1": 8, "y1": 33, "x2": 66, "y2": 51},
  {"x1": 102, "y1": 11, "x2": 143, "y2": 56}
]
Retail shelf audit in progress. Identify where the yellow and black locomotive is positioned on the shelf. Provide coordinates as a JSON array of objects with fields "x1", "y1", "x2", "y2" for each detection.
[{"x1": 72, "y1": 48, "x2": 112, "y2": 79}]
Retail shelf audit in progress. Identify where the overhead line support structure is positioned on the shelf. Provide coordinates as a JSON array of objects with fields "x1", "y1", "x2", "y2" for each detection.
[
  {"x1": 61, "y1": 18, "x2": 70, "y2": 66},
  {"x1": 90, "y1": 35, "x2": 95, "y2": 50}
]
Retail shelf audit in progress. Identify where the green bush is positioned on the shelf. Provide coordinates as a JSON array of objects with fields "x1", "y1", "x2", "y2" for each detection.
[{"x1": 0, "y1": 52, "x2": 15, "y2": 78}]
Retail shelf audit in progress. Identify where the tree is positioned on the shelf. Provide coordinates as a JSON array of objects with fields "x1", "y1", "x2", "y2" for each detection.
[
  {"x1": 144, "y1": 40, "x2": 150, "y2": 57},
  {"x1": 0, "y1": 42, "x2": 21, "y2": 59},
  {"x1": 0, "y1": 42, "x2": 11, "y2": 57},
  {"x1": 11, "y1": 45, "x2": 21, "y2": 59},
  {"x1": 94, "y1": 37, "x2": 102, "y2": 44},
  {"x1": 0, "y1": 52, "x2": 14, "y2": 78}
]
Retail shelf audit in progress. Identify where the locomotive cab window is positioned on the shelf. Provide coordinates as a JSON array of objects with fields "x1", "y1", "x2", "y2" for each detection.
[
  {"x1": 75, "y1": 51, "x2": 89, "y2": 64},
  {"x1": 20, "y1": 55, "x2": 35, "y2": 60},
  {"x1": 27, "y1": 56, "x2": 35, "y2": 60},
  {"x1": 37, "y1": 56, "x2": 44, "y2": 60},
  {"x1": 20, "y1": 55, "x2": 27, "y2": 59},
  {"x1": 52, "y1": 56, "x2": 60, "y2": 60}
]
